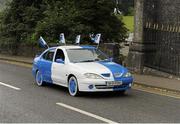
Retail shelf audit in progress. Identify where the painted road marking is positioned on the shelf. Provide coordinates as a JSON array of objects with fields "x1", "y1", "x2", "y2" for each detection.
[
  {"x1": 0, "y1": 81, "x2": 21, "y2": 91},
  {"x1": 56, "y1": 102, "x2": 118, "y2": 124}
]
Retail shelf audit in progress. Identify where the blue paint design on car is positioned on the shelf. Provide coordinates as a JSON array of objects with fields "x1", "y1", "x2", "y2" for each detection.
[
  {"x1": 39, "y1": 59, "x2": 53, "y2": 83},
  {"x1": 113, "y1": 84, "x2": 131, "y2": 91},
  {"x1": 80, "y1": 45, "x2": 96, "y2": 49},
  {"x1": 98, "y1": 61, "x2": 127, "y2": 80},
  {"x1": 32, "y1": 47, "x2": 56, "y2": 84},
  {"x1": 98, "y1": 61, "x2": 133, "y2": 91},
  {"x1": 36, "y1": 71, "x2": 42, "y2": 83},
  {"x1": 70, "y1": 79, "x2": 76, "y2": 94},
  {"x1": 32, "y1": 56, "x2": 41, "y2": 78}
]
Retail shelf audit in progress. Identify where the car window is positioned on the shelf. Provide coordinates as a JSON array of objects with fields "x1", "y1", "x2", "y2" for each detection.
[
  {"x1": 42, "y1": 50, "x2": 55, "y2": 61},
  {"x1": 55, "y1": 49, "x2": 65, "y2": 62},
  {"x1": 67, "y1": 48, "x2": 108, "y2": 63}
]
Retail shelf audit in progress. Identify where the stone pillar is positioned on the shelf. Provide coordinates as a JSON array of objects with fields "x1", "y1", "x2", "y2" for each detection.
[{"x1": 127, "y1": 0, "x2": 145, "y2": 73}]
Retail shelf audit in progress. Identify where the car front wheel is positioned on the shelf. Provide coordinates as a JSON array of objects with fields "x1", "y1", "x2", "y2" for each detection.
[{"x1": 68, "y1": 76, "x2": 80, "y2": 96}]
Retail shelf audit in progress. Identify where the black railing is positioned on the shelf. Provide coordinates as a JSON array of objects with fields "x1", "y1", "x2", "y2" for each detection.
[{"x1": 143, "y1": 22, "x2": 180, "y2": 75}]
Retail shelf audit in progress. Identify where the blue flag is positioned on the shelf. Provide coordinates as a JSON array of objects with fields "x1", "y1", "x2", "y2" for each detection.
[
  {"x1": 39, "y1": 36, "x2": 48, "y2": 48},
  {"x1": 59, "y1": 33, "x2": 66, "y2": 44}
]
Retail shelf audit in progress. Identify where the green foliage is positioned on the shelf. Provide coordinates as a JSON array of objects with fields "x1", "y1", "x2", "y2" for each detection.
[
  {"x1": 0, "y1": 0, "x2": 11, "y2": 11},
  {"x1": 127, "y1": 7, "x2": 134, "y2": 16},
  {"x1": 122, "y1": 16, "x2": 134, "y2": 33},
  {"x1": 35, "y1": 0, "x2": 127, "y2": 43},
  {"x1": 118, "y1": 0, "x2": 134, "y2": 16},
  {"x1": 0, "y1": 0, "x2": 46, "y2": 45},
  {"x1": 35, "y1": 0, "x2": 81, "y2": 43},
  {"x1": 0, "y1": 0, "x2": 128, "y2": 50}
]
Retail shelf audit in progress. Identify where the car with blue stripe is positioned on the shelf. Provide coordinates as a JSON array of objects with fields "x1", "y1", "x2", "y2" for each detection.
[{"x1": 32, "y1": 45, "x2": 133, "y2": 96}]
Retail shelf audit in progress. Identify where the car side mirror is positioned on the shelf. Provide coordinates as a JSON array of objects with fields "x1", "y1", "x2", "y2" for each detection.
[{"x1": 56, "y1": 59, "x2": 64, "y2": 64}]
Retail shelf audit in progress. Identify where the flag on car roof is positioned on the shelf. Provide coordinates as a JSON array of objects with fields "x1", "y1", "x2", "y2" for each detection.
[
  {"x1": 39, "y1": 36, "x2": 49, "y2": 48},
  {"x1": 59, "y1": 33, "x2": 66, "y2": 44},
  {"x1": 94, "y1": 34, "x2": 101, "y2": 44},
  {"x1": 89, "y1": 33, "x2": 95, "y2": 42},
  {"x1": 75, "y1": 35, "x2": 81, "y2": 44}
]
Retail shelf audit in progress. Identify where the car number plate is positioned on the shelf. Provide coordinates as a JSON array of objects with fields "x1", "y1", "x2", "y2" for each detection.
[{"x1": 106, "y1": 81, "x2": 123, "y2": 86}]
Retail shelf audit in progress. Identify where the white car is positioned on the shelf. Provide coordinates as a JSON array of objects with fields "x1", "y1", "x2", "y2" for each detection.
[{"x1": 32, "y1": 45, "x2": 133, "y2": 96}]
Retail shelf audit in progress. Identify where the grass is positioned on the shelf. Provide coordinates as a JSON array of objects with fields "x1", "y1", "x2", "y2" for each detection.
[{"x1": 122, "y1": 16, "x2": 134, "y2": 33}]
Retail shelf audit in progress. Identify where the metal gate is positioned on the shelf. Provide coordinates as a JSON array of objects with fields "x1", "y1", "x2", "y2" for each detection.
[
  {"x1": 144, "y1": 23, "x2": 180, "y2": 75},
  {"x1": 143, "y1": 0, "x2": 180, "y2": 75}
]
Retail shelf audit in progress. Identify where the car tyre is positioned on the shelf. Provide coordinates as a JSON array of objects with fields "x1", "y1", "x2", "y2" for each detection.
[
  {"x1": 68, "y1": 76, "x2": 80, "y2": 96},
  {"x1": 35, "y1": 70, "x2": 44, "y2": 86}
]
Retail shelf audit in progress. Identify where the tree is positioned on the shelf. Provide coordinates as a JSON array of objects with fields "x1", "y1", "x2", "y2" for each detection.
[
  {"x1": 0, "y1": 0, "x2": 46, "y2": 54},
  {"x1": 0, "y1": 0, "x2": 127, "y2": 52},
  {"x1": 35, "y1": 0, "x2": 127, "y2": 44},
  {"x1": 35, "y1": 0, "x2": 82, "y2": 43},
  {"x1": 117, "y1": 0, "x2": 134, "y2": 16}
]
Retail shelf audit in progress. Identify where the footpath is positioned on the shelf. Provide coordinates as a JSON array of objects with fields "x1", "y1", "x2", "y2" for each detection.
[{"x1": 0, "y1": 54, "x2": 180, "y2": 92}]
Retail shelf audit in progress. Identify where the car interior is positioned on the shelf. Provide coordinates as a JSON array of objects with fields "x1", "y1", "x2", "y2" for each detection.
[{"x1": 55, "y1": 49, "x2": 65, "y2": 62}]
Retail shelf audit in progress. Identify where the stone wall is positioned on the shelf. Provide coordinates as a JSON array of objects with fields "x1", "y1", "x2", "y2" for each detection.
[
  {"x1": 0, "y1": 43, "x2": 43, "y2": 57},
  {"x1": 144, "y1": 0, "x2": 180, "y2": 24}
]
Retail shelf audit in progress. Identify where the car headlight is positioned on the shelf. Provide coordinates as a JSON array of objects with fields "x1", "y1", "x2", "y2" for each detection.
[
  {"x1": 84, "y1": 73, "x2": 103, "y2": 79},
  {"x1": 123, "y1": 72, "x2": 132, "y2": 78}
]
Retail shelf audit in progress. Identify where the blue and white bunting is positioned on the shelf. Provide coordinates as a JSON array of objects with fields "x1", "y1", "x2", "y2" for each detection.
[{"x1": 59, "y1": 33, "x2": 66, "y2": 44}]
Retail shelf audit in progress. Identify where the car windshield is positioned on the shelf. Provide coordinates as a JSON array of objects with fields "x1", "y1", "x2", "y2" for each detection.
[{"x1": 66, "y1": 48, "x2": 109, "y2": 63}]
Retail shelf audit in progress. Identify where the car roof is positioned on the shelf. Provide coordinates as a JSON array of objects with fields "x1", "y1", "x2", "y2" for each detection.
[{"x1": 50, "y1": 45, "x2": 96, "y2": 50}]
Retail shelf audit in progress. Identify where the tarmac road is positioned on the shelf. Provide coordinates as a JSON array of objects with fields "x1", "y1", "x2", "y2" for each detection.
[{"x1": 0, "y1": 62, "x2": 180, "y2": 123}]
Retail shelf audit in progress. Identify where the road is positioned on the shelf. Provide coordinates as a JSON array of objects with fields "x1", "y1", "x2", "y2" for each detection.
[{"x1": 0, "y1": 61, "x2": 180, "y2": 123}]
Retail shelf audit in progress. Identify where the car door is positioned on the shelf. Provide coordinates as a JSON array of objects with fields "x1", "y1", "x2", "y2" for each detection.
[
  {"x1": 39, "y1": 49, "x2": 55, "y2": 83},
  {"x1": 51, "y1": 48, "x2": 67, "y2": 86}
]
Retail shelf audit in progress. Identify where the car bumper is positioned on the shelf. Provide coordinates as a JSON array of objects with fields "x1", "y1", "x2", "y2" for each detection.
[{"x1": 78, "y1": 77, "x2": 133, "y2": 92}]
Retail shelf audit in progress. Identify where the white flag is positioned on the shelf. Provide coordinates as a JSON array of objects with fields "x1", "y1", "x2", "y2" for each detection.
[
  {"x1": 94, "y1": 34, "x2": 101, "y2": 44},
  {"x1": 75, "y1": 35, "x2": 81, "y2": 44},
  {"x1": 59, "y1": 33, "x2": 66, "y2": 44}
]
